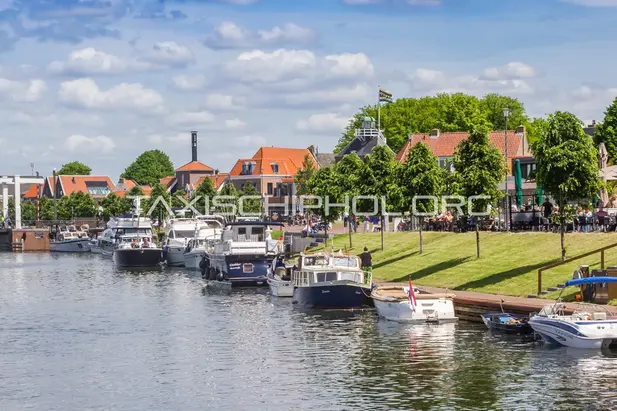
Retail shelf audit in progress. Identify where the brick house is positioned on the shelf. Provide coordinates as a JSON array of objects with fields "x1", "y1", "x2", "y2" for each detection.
[{"x1": 42, "y1": 175, "x2": 115, "y2": 200}]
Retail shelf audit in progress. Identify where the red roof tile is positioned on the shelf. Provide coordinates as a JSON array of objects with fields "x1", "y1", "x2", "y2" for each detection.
[
  {"x1": 22, "y1": 184, "x2": 41, "y2": 199},
  {"x1": 175, "y1": 161, "x2": 213, "y2": 172},
  {"x1": 396, "y1": 130, "x2": 530, "y2": 162},
  {"x1": 194, "y1": 173, "x2": 229, "y2": 191},
  {"x1": 229, "y1": 147, "x2": 318, "y2": 177},
  {"x1": 57, "y1": 175, "x2": 115, "y2": 198},
  {"x1": 160, "y1": 176, "x2": 175, "y2": 187}
]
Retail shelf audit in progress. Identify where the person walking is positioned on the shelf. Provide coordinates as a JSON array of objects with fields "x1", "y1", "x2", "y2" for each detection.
[{"x1": 360, "y1": 246, "x2": 372, "y2": 272}]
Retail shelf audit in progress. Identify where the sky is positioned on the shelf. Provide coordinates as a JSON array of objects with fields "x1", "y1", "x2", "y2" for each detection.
[{"x1": 1, "y1": 0, "x2": 617, "y2": 180}]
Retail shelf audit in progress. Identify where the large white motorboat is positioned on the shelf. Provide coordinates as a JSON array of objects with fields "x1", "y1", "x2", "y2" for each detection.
[
  {"x1": 202, "y1": 221, "x2": 285, "y2": 285},
  {"x1": 291, "y1": 251, "x2": 373, "y2": 309},
  {"x1": 49, "y1": 225, "x2": 91, "y2": 253},
  {"x1": 182, "y1": 215, "x2": 225, "y2": 270},
  {"x1": 99, "y1": 214, "x2": 156, "y2": 256},
  {"x1": 112, "y1": 234, "x2": 163, "y2": 268},
  {"x1": 371, "y1": 283, "x2": 457, "y2": 323},
  {"x1": 267, "y1": 255, "x2": 294, "y2": 297},
  {"x1": 163, "y1": 217, "x2": 207, "y2": 267},
  {"x1": 529, "y1": 277, "x2": 617, "y2": 349}
]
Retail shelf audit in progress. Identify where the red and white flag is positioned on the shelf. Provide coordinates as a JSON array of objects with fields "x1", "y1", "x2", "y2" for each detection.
[{"x1": 408, "y1": 277, "x2": 417, "y2": 312}]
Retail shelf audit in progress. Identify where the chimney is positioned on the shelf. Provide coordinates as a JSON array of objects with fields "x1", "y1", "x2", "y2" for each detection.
[
  {"x1": 429, "y1": 129, "x2": 440, "y2": 138},
  {"x1": 592, "y1": 120, "x2": 596, "y2": 126},
  {"x1": 191, "y1": 130, "x2": 198, "y2": 162},
  {"x1": 516, "y1": 125, "x2": 525, "y2": 135}
]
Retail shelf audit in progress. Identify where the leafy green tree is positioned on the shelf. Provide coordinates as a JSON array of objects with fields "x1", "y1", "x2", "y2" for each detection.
[
  {"x1": 335, "y1": 153, "x2": 365, "y2": 247},
  {"x1": 295, "y1": 154, "x2": 318, "y2": 196},
  {"x1": 306, "y1": 167, "x2": 343, "y2": 238},
  {"x1": 214, "y1": 183, "x2": 239, "y2": 217},
  {"x1": 595, "y1": 97, "x2": 617, "y2": 164},
  {"x1": 39, "y1": 196, "x2": 55, "y2": 220},
  {"x1": 239, "y1": 182, "x2": 263, "y2": 216},
  {"x1": 121, "y1": 150, "x2": 175, "y2": 186},
  {"x1": 453, "y1": 119, "x2": 506, "y2": 258},
  {"x1": 192, "y1": 179, "x2": 216, "y2": 215},
  {"x1": 171, "y1": 189, "x2": 187, "y2": 209},
  {"x1": 399, "y1": 142, "x2": 445, "y2": 253},
  {"x1": 479, "y1": 94, "x2": 528, "y2": 131},
  {"x1": 143, "y1": 183, "x2": 171, "y2": 225},
  {"x1": 101, "y1": 193, "x2": 131, "y2": 220},
  {"x1": 525, "y1": 117, "x2": 549, "y2": 148},
  {"x1": 359, "y1": 145, "x2": 400, "y2": 250},
  {"x1": 21, "y1": 201, "x2": 37, "y2": 222},
  {"x1": 533, "y1": 111, "x2": 602, "y2": 261},
  {"x1": 57, "y1": 161, "x2": 91, "y2": 175}
]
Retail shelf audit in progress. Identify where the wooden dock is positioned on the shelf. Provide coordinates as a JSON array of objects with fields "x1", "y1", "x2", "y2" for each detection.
[{"x1": 374, "y1": 281, "x2": 617, "y2": 323}]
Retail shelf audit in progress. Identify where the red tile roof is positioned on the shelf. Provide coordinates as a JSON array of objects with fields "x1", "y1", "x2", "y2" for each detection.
[
  {"x1": 57, "y1": 175, "x2": 115, "y2": 198},
  {"x1": 22, "y1": 184, "x2": 41, "y2": 199},
  {"x1": 396, "y1": 130, "x2": 529, "y2": 163},
  {"x1": 175, "y1": 161, "x2": 213, "y2": 172},
  {"x1": 194, "y1": 173, "x2": 229, "y2": 191},
  {"x1": 160, "y1": 176, "x2": 175, "y2": 188},
  {"x1": 229, "y1": 147, "x2": 318, "y2": 177}
]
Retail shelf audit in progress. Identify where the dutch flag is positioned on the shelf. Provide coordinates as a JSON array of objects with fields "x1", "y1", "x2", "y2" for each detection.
[{"x1": 408, "y1": 276, "x2": 417, "y2": 312}]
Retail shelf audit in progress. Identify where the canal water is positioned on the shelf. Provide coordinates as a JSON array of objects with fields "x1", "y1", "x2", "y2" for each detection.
[{"x1": 1, "y1": 253, "x2": 616, "y2": 411}]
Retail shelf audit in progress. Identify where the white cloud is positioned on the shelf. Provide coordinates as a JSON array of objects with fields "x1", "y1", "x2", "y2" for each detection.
[
  {"x1": 58, "y1": 78, "x2": 165, "y2": 112},
  {"x1": 203, "y1": 93, "x2": 245, "y2": 111},
  {"x1": 482, "y1": 62, "x2": 536, "y2": 80},
  {"x1": 225, "y1": 118, "x2": 246, "y2": 129},
  {"x1": 409, "y1": 63, "x2": 536, "y2": 95},
  {"x1": 6, "y1": 110, "x2": 104, "y2": 126},
  {"x1": 223, "y1": 49, "x2": 374, "y2": 85},
  {"x1": 296, "y1": 113, "x2": 351, "y2": 133},
  {"x1": 204, "y1": 22, "x2": 316, "y2": 49},
  {"x1": 0, "y1": 78, "x2": 46, "y2": 102},
  {"x1": 66, "y1": 134, "x2": 116, "y2": 153},
  {"x1": 49, "y1": 43, "x2": 194, "y2": 76},
  {"x1": 280, "y1": 83, "x2": 372, "y2": 107},
  {"x1": 172, "y1": 74, "x2": 208, "y2": 90},
  {"x1": 165, "y1": 110, "x2": 215, "y2": 126},
  {"x1": 231, "y1": 135, "x2": 266, "y2": 147},
  {"x1": 138, "y1": 41, "x2": 195, "y2": 67}
]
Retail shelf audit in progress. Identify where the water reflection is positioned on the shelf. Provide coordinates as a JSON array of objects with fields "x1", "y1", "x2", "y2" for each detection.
[{"x1": 1, "y1": 253, "x2": 617, "y2": 410}]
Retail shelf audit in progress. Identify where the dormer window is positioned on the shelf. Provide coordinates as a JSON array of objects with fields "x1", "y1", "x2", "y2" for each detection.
[
  {"x1": 241, "y1": 161, "x2": 255, "y2": 175},
  {"x1": 271, "y1": 162, "x2": 279, "y2": 174}
]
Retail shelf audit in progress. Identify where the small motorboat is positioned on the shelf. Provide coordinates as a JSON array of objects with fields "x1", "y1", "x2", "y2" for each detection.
[
  {"x1": 481, "y1": 312, "x2": 534, "y2": 334},
  {"x1": 267, "y1": 258, "x2": 294, "y2": 297},
  {"x1": 372, "y1": 284, "x2": 457, "y2": 323}
]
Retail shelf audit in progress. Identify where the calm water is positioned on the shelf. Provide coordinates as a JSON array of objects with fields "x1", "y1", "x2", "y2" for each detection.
[{"x1": 1, "y1": 253, "x2": 617, "y2": 411}]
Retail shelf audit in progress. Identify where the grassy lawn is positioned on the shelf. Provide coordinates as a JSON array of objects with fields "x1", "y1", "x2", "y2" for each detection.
[{"x1": 310, "y1": 231, "x2": 617, "y2": 297}]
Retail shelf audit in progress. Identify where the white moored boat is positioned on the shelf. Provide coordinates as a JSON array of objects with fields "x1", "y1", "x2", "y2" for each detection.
[
  {"x1": 529, "y1": 277, "x2": 617, "y2": 349},
  {"x1": 49, "y1": 225, "x2": 91, "y2": 252},
  {"x1": 163, "y1": 217, "x2": 202, "y2": 267},
  {"x1": 183, "y1": 215, "x2": 225, "y2": 270},
  {"x1": 267, "y1": 256, "x2": 294, "y2": 297},
  {"x1": 371, "y1": 285, "x2": 457, "y2": 323}
]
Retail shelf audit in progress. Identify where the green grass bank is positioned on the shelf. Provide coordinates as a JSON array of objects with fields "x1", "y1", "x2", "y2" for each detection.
[{"x1": 310, "y1": 231, "x2": 617, "y2": 297}]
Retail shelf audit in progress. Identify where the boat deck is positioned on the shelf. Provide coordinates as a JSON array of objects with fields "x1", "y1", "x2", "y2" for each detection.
[
  {"x1": 374, "y1": 286, "x2": 455, "y2": 300},
  {"x1": 374, "y1": 281, "x2": 617, "y2": 323}
]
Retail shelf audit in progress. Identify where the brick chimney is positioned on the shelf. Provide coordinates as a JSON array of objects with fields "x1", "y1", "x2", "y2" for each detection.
[{"x1": 191, "y1": 131, "x2": 197, "y2": 162}]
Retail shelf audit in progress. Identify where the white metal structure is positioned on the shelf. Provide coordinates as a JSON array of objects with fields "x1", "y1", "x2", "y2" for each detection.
[
  {"x1": 0, "y1": 175, "x2": 45, "y2": 229},
  {"x1": 49, "y1": 225, "x2": 91, "y2": 252},
  {"x1": 371, "y1": 286, "x2": 457, "y2": 323},
  {"x1": 182, "y1": 215, "x2": 225, "y2": 270}
]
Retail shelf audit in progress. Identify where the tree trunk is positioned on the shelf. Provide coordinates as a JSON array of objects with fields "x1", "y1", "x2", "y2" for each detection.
[
  {"x1": 476, "y1": 221, "x2": 480, "y2": 259},
  {"x1": 381, "y1": 213, "x2": 384, "y2": 251},
  {"x1": 419, "y1": 216, "x2": 424, "y2": 254},
  {"x1": 560, "y1": 210, "x2": 566, "y2": 262},
  {"x1": 348, "y1": 216, "x2": 353, "y2": 249}
]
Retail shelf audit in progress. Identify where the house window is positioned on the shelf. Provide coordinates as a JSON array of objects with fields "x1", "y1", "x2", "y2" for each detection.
[
  {"x1": 241, "y1": 162, "x2": 256, "y2": 175},
  {"x1": 85, "y1": 182, "x2": 110, "y2": 196},
  {"x1": 267, "y1": 183, "x2": 273, "y2": 195},
  {"x1": 438, "y1": 157, "x2": 454, "y2": 170},
  {"x1": 271, "y1": 163, "x2": 279, "y2": 174}
]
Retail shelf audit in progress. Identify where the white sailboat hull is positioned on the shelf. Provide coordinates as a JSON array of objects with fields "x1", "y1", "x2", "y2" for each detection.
[
  {"x1": 184, "y1": 249, "x2": 204, "y2": 270},
  {"x1": 49, "y1": 239, "x2": 91, "y2": 253},
  {"x1": 373, "y1": 295, "x2": 458, "y2": 323},
  {"x1": 268, "y1": 277, "x2": 294, "y2": 297},
  {"x1": 166, "y1": 247, "x2": 186, "y2": 267}
]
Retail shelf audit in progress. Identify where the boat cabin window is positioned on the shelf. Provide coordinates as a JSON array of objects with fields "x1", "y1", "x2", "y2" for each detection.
[
  {"x1": 316, "y1": 271, "x2": 338, "y2": 282},
  {"x1": 116, "y1": 228, "x2": 150, "y2": 235},
  {"x1": 332, "y1": 257, "x2": 359, "y2": 268},
  {"x1": 304, "y1": 256, "x2": 327, "y2": 266},
  {"x1": 171, "y1": 230, "x2": 195, "y2": 239}
]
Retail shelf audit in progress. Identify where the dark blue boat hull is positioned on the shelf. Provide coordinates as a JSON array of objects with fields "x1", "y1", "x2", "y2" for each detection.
[
  {"x1": 481, "y1": 313, "x2": 534, "y2": 334},
  {"x1": 293, "y1": 283, "x2": 373, "y2": 309},
  {"x1": 206, "y1": 253, "x2": 273, "y2": 286}
]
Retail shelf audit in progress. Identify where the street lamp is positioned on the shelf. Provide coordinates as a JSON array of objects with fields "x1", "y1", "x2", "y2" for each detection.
[{"x1": 503, "y1": 107, "x2": 510, "y2": 231}]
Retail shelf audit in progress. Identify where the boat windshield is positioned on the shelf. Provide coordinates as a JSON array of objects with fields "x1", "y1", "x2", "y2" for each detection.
[
  {"x1": 332, "y1": 256, "x2": 359, "y2": 268},
  {"x1": 171, "y1": 230, "x2": 195, "y2": 239},
  {"x1": 303, "y1": 255, "x2": 328, "y2": 266}
]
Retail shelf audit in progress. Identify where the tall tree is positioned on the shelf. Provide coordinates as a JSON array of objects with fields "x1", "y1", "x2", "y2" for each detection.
[
  {"x1": 239, "y1": 183, "x2": 263, "y2": 216},
  {"x1": 479, "y1": 94, "x2": 528, "y2": 131},
  {"x1": 214, "y1": 183, "x2": 239, "y2": 218},
  {"x1": 453, "y1": 119, "x2": 506, "y2": 258},
  {"x1": 65, "y1": 191, "x2": 97, "y2": 217},
  {"x1": 306, "y1": 167, "x2": 343, "y2": 239},
  {"x1": 360, "y1": 145, "x2": 400, "y2": 250},
  {"x1": 57, "y1": 161, "x2": 92, "y2": 175},
  {"x1": 335, "y1": 153, "x2": 365, "y2": 247},
  {"x1": 143, "y1": 183, "x2": 171, "y2": 225},
  {"x1": 192, "y1": 179, "x2": 216, "y2": 216},
  {"x1": 399, "y1": 142, "x2": 445, "y2": 253},
  {"x1": 295, "y1": 154, "x2": 318, "y2": 196},
  {"x1": 121, "y1": 150, "x2": 175, "y2": 186},
  {"x1": 533, "y1": 111, "x2": 602, "y2": 261},
  {"x1": 525, "y1": 117, "x2": 549, "y2": 147},
  {"x1": 594, "y1": 97, "x2": 617, "y2": 164},
  {"x1": 101, "y1": 193, "x2": 131, "y2": 220}
]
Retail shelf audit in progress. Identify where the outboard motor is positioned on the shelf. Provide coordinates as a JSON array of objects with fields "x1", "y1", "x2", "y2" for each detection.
[{"x1": 199, "y1": 255, "x2": 208, "y2": 278}]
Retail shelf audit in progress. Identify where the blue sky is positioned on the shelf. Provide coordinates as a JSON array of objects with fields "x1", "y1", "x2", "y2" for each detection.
[{"x1": 1, "y1": 0, "x2": 617, "y2": 179}]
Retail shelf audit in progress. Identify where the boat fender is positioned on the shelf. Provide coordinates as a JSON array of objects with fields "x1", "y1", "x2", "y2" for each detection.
[
  {"x1": 199, "y1": 257, "x2": 206, "y2": 269},
  {"x1": 217, "y1": 272, "x2": 224, "y2": 281}
]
